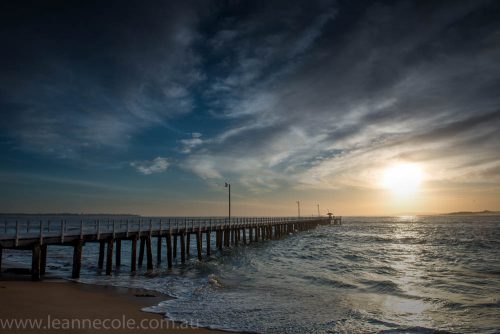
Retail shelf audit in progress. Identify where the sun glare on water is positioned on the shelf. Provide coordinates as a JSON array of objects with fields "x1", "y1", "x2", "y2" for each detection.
[{"x1": 382, "y1": 163, "x2": 424, "y2": 196}]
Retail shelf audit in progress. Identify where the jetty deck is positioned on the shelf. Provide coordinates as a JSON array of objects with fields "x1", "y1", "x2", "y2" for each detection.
[{"x1": 0, "y1": 216, "x2": 340, "y2": 281}]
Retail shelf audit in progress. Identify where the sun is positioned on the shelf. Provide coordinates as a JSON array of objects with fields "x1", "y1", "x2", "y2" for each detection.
[{"x1": 382, "y1": 163, "x2": 423, "y2": 196}]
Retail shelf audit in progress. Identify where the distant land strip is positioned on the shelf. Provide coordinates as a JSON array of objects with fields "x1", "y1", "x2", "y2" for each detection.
[{"x1": 442, "y1": 210, "x2": 500, "y2": 216}]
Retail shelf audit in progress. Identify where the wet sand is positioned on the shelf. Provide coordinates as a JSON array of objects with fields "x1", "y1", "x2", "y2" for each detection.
[{"x1": 0, "y1": 280, "x2": 233, "y2": 333}]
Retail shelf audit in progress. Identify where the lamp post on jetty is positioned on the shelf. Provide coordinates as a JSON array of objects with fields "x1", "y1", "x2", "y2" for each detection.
[
  {"x1": 297, "y1": 201, "x2": 301, "y2": 218},
  {"x1": 225, "y1": 182, "x2": 231, "y2": 223}
]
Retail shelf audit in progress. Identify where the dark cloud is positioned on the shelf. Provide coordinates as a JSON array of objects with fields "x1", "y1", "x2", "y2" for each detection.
[{"x1": 0, "y1": 1, "x2": 202, "y2": 158}]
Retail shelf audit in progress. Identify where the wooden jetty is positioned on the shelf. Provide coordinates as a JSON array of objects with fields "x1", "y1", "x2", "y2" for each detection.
[{"x1": 0, "y1": 216, "x2": 335, "y2": 281}]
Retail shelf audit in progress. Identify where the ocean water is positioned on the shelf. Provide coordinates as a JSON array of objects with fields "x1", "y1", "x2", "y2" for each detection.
[{"x1": 2, "y1": 215, "x2": 500, "y2": 333}]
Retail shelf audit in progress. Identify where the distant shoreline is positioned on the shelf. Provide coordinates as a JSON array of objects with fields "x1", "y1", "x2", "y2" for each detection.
[{"x1": 440, "y1": 210, "x2": 500, "y2": 216}]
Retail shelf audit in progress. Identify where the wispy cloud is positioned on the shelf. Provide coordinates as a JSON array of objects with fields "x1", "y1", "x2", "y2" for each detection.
[
  {"x1": 180, "y1": 0, "x2": 500, "y2": 193},
  {"x1": 179, "y1": 133, "x2": 204, "y2": 154},
  {"x1": 130, "y1": 157, "x2": 170, "y2": 175}
]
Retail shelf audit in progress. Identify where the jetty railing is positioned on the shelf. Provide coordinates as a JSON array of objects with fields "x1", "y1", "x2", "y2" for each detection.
[{"x1": 0, "y1": 216, "x2": 327, "y2": 241}]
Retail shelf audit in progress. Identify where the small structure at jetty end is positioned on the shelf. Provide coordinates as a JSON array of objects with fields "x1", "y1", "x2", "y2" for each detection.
[{"x1": 327, "y1": 212, "x2": 342, "y2": 225}]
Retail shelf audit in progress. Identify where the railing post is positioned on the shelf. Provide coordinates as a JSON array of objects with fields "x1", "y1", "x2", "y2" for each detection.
[
  {"x1": 60, "y1": 220, "x2": 65, "y2": 243},
  {"x1": 39, "y1": 221, "x2": 43, "y2": 245},
  {"x1": 15, "y1": 221, "x2": 19, "y2": 247},
  {"x1": 126, "y1": 220, "x2": 130, "y2": 238},
  {"x1": 113, "y1": 220, "x2": 116, "y2": 239},
  {"x1": 97, "y1": 220, "x2": 101, "y2": 240},
  {"x1": 80, "y1": 220, "x2": 84, "y2": 239}
]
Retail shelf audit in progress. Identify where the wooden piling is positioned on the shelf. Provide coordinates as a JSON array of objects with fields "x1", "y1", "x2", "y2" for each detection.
[
  {"x1": 145, "y1": 237, "x2": 153, "y2": 270},
  {"x1": 186, "y1": 233, "x2": 191, "y2": 258},
  {"x1": 115, "y1": 239, "x2": 121, "y2": 267},
  {"x1": 0, "y1": 247, "x2": 2, "y2": 275},
  {"x1": 224, "y1": 228, "x2": 230, "y2": 247},
  {"x1": 131, "y1": 237, "x2": 137, "y2": 272},
  {"x1": 72, "y1": 240, "x2": 83, "y2": 279},
  {"x1": 217, "y1": 230, "x2": 223, "y2": 251},
  {"x1": 216, "y1": 231, "x2": 220, "y2": 250},
  {"x1": 173, "y1": 235, "x2": 178, "y2": 259},
  {"x1": 106, "y1": 238, "x2": 114, "y2": 275},
  {"x1": 243, "y1": 228, "x2": 247, "y2": 244},
  {"x1": 180, "y1": 233, "x2": 186, "y2": 264},
  {"x1": 156, "y1": 235, "x2": 162, "y2": 264},
  {"x1": 40, "y1": 245, "x2": 47, "y2": 276},
  {"x1": 98, "y1": 240, "x2": 105, "y2": 269},
  {"x1": 206, "y1": 232, "x2": 211, "y2": 257},
  {"x1": 138, "y1": 237, "x2": 145, "y2": 267},
  {"x1": 196, "y1": 231, "x2": 202, "y2": 261},
  {"x1": 32, "y1": 243, "x2": 41, "y2": 281},
  {"x1": 166, "y1": 234, "x2": 173, "y2": 268},
  {"x1": 249, "y1": 227, "x2": 253, "y2": 243}
]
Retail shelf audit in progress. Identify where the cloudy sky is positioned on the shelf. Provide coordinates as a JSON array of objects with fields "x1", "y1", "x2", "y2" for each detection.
[{"x1": 1, "y1": 0, "x2": 499, "y2": 216}]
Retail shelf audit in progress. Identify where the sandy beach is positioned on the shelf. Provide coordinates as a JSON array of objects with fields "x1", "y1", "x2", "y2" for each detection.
[{"x1": 0, "y1": 279, "x2": 232, "y2": 334}]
